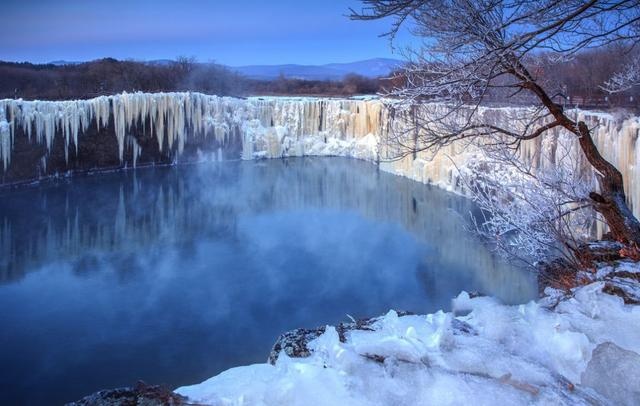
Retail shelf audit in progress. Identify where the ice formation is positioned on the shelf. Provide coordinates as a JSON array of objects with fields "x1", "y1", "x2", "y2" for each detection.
[
  {"x1": 0, "y1": 93, "x2": 384, "y2": 171},
  {"x1": 0, "y1": 93, "x2": 242, "y2": 168},
  {"x1": 1, "y1": 92, "x2": 639, "y2": 221}
]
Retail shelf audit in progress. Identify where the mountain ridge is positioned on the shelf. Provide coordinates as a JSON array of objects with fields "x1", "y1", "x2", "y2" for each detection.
[
  {"x1": 43, "y1": 57, "x2": 405, "y2": 80},
  {"x1": 231, "y1": 58, "x2": 403, "y2": 80}
]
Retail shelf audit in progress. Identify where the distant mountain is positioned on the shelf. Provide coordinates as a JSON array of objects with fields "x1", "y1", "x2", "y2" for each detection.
[
  {"x1": 232, "y1": 58, "x2": 404, "y2": 80},
  {"x1": 43, "y1": 57, "x2": 404, "y2": 80},
  {"x1": 49, "y1": 59, "x2": 175, "y2": 66},
  {"x1": 146, "y1": 59, "x2": 175, "y2": 66},
  {"x1": 48, "y1": 60, "x2": 82, "y2": 66}
]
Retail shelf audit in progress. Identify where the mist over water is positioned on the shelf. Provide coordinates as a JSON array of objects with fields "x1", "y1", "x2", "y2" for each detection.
[{"x1": 0, "y1": 158, "x2": 537, "y2": 405}]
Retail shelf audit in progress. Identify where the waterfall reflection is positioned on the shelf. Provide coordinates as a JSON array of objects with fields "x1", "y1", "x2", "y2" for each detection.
[
  {"x1": 0, "y1": 158, "x2": 536, "y2": 302},
  {"x1": 0, "y1": 158, "x2": 537, "y2": 405}
]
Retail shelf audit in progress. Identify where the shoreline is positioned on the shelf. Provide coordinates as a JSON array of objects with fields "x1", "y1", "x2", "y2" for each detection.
[{"x1": 67, "y1": 255, "x2": 639, "y2": 405}]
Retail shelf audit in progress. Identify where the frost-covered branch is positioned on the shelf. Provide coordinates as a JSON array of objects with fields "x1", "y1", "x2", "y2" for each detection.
[
  {"x1": 463, "y1": 136, "x2": 596, "y2": 268},
  {"x1": 602, "y1": 54, "x2": 640, "y2": 92}
]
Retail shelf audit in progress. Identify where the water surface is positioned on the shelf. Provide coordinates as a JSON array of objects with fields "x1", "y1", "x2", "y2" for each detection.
[{"x1": 0, "y1": 158, "x2": 537, "y2": 405}]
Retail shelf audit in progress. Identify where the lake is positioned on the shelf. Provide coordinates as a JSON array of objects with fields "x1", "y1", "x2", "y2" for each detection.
[{"x1": 0, "y1": 157, "x2": 537, "y2": 405}]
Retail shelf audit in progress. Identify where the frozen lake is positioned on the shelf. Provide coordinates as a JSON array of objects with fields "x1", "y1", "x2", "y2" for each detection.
[{"x1": 0, "y1": 158, "x2": 537, "y2": 405}]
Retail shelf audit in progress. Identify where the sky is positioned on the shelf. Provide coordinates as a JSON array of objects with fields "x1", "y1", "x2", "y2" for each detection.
[{"x1": 0, "y1": 0, "x2": 413, "y2": 65}]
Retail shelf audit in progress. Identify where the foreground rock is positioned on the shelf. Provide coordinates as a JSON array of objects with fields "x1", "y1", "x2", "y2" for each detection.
[
  {"x1": 66, "y1": 382, "x2": 189, "y2": 406},
  {"x1": 268, "y1": 311, "x2": 418, "y2": 364}
]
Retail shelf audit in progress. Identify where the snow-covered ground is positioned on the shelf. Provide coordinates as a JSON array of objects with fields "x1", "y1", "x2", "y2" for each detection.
[{"x1": 176, "y1": 260, "x2": 640, "y2": 405}]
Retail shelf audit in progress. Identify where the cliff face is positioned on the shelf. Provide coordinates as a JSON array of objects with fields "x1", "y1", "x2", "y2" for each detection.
[
  {"x1": 0, "y1": 93, "x2": 246, "y2": 185},
  {"x1": 1, "y1": 92, "x2": 639, "y2": 221}
]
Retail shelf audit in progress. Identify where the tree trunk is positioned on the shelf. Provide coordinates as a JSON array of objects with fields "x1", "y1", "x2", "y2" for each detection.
[
  {"x1": 575, "y1": 121, "x2": 640, "y2": 245},
  {"x1": 519, "y1": 68, "x2": 640, "y2": 246}
]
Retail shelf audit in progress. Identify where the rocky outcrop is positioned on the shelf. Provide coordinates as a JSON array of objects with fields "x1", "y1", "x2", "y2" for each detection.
[
  {"x1": 538, "y1": 240, "x2": 640, "y2": 299},
  {"x1": 66, "y1": 382, "x2": 190, "y2": 406},
  {"x1": 267, "y1": 315, "x2": 385, "y2": 364},
  {"x1": 267, "y1": 310, "x2": 478, "y2": 365}
]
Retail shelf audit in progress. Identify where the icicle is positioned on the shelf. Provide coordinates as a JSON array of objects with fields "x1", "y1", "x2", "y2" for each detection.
[
  {"x1": 0, "y1": 120, "x2": 11, "y2": 171},
  {"x1": 128, "y1": 136, "x2": 142, "y2": 168},
  {"x1": 112, "y1": 94, "x2": 127, "y2": 162}
]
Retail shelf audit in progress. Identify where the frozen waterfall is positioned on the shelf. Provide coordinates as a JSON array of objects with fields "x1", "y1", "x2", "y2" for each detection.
[
  {"x1": 1, "y1": 92, "x2": 639, "y2": 221},
  {"x1": 0, "y1": 93, "x2": 385, "y2": 171}
]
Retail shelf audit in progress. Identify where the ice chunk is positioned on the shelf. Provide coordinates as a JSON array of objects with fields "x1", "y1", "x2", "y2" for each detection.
[{"x1": 581, "y1": 342, "x2": 640, "y2": 405}]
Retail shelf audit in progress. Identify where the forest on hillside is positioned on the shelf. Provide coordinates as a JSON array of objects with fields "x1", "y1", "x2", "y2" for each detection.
[
  {"x1": 0, "y1": 58, "x2": 380, "y2": 100},
  {"x1": 1, "y1": 47, "x2": 639, "y2": 109}
]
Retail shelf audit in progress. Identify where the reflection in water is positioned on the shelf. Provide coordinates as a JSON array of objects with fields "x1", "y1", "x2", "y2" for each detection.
[{"x1": 0, "y1": 158, "x2": 537, "y2": 405}]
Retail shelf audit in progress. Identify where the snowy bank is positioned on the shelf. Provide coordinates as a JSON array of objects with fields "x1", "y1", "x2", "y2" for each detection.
[{"x1": 176, "y1": 261, "x2": 640, "y2": 405}]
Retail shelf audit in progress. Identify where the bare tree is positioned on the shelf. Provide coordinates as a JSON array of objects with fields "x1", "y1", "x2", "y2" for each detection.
[{"x1": 351, "y1": 0, "x2": 640, "y2": 251}]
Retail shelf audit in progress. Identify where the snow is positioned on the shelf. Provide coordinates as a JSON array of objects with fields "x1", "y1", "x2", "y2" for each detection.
[
  {"x1": 581, "y1": 342, "x2": 640, "y2": 406},
  {"x1": 176, "y1": 270, "x2": 640, "y2": 405}
]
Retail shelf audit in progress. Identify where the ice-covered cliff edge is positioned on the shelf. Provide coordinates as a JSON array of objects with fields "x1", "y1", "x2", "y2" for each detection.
[
  {"x1": 0, "y1": 93, "x2": 384, "y2": 185},
  {"x1": 1, "y1": 92, "x2": 639, "y2": 221},
  {"x1": 0, "y1": 93, "x2": 384, "y2": 169}
]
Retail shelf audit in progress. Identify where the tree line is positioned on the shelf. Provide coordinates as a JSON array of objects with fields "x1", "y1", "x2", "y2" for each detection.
[
  {"x1": 384, "y1": 45, "x2": 640, "y2": 110},
  {"x1": 0, "y1": 58, "x2": 381, "y2": 100},
  {"x1": 1, "y1": 49, "x2": 638, "y2": 110}
]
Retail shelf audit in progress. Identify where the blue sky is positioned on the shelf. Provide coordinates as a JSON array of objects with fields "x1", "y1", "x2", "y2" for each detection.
[{"x1": 1, "y1": 0, "x2": 412, "y2": 65}]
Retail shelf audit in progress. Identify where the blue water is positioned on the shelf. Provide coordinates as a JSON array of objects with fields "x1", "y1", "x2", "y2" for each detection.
[{"x1": 0, "y1": 158, "x2": 537, "y2": 405}]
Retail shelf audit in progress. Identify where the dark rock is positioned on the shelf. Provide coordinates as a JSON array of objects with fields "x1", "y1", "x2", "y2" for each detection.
[
  {"x1": 467, "y1": 291, "x2": 485, "y2": 299},
  {"x1": 584, "y1": 241, "x2": 625, "y2": 262},
  {"x1": 537, "y1": 240, "x2": 627, "y2": 294},
  {"x1": 65, "y1": 382, "x2": 191, "y2": 406},
  {"x1": 609, "y1": 270, "x2": 640, "y2": 282},
  {"x1": 451, "y1": 318, "x2": 477, "y2": 335},
  {"x1": 268, "y1": 312, "x2": 416, "y2": 365},
  {"x1": 268, "y1": 327, "x2": 327, "y2": 364},
  {"x1": 602, "y1": 278, "x2": 640, "y2": 304},
  {"x1": 265, "y1": 310, "x2": 482, "y2": 365}
]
